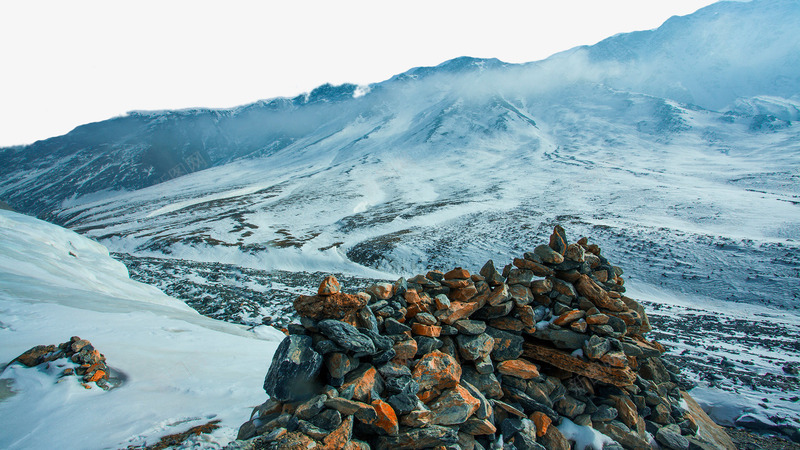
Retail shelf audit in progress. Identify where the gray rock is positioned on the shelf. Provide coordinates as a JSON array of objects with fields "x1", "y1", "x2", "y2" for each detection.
[
  {"x1": 534, "y1": 244, "x2": 564, "y2": 264},
  {"x1": 462, "y1": 366, "x2": 503, "y2": 399},
  {"x1": 317, "y1": 319, "x2": 376, "y2": 355},
  {"x1": 310, "y1": 408, "x2": 342, "y2": 431},
  {"x1": 507, "y1": 269, "x2": 535, "y2": 286},
  {"x1": 457, "y1": 333, "x2": 494, "y2": 361},
  {"x1": 583, "y1": 334, "x2": 611, "y2": 360},
  {"x1": 656, "y1": 426, "x2": 690, "y2": 450},
  {"x1": 384, "y1": 318, "x2": 411, "y2": 334},
  {"x1": 554, "y1": 395, "x2": 586, "y2": 419},
  {"x1": 387, "y1": 391, "x2": 419, "y2": 415},
  {"x1": 534, "y1": 327, "x2": 588, "y2": 350},
  {"x1": 263, "y1": 335, "x2": 323, "y2": 402},
  {"x1": 592, "y1": 404, "x2": 618, "y2": 422},
  {"x1": 485, "y1": 327, "x2": 524, "y2": 361},
  {"x1": 295, "y1": 394, "x2": 327, "y2": 420},
  {"x1": 415, "y1": 336, "x2": 443, "y2": 356}
]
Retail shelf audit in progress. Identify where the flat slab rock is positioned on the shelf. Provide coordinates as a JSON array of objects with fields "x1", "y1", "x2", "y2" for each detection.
[{"x1": 522, "y1": 342, "x2": 636, "y2": 387}]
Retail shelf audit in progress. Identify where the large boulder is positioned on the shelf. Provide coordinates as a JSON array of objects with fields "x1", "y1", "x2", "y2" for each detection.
[{"x1": 263, "y1": 334, "x2": 323, "y2": 402}]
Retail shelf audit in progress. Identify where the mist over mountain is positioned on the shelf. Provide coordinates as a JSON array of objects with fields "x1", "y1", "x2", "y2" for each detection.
[{"x1": 1, "y1": 0, "x2": 798, "y2": 312}]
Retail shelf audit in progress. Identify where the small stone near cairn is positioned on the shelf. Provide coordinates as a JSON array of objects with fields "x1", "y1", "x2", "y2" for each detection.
[
  {"x1": 6, "y1": 336, "x2": 115, "y2": 390},
  {"x1": 237, "y1": 226, "x2": 735, "y2": 450}
]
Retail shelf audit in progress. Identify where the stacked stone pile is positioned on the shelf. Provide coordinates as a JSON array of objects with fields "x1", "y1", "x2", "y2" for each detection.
[
  {"x1": 7, "y1": 336, "x2": 114, "y2": 389},
  {"x1": 236, "y1": 226, "x2": 733, "y2": 450}
]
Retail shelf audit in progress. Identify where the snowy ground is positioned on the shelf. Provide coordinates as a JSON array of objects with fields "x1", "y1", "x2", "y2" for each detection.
[{"x1": 0, "y1": 210, "x2": 284, "y2": 449}]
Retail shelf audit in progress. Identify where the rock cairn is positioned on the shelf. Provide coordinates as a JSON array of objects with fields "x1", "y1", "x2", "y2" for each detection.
[
  {"x1": 237, "y1": 226, "x2": 732, "y2": 450},
  {"x1": 7, "y1": 336, "x2": 114, "y2": 390}
]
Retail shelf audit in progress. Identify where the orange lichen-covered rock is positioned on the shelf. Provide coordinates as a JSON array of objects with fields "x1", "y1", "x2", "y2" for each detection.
[
  {"x1": 553, "y1": 309, "x2": 584, "y2": 327},
  {"x1": 341, "y1": 365, "x2": 383, "y2": 403},
  {"x1": 449, "y1": 284, "x2": 478, "y2": 302},
  {"x1": 436, "y1": 300, "x2": 484, "y2": 325},
  {"x1": 412, "y1": 323, "x2": 442, "y2": 338},
  {"x1": 323, "y1": 415, "x2": 353, "y2": 449},
  {"x1": 370, "y1": 399, "x2": 399, "y2": 436},
  {"x1": 294, "y1": 292, "x2": 367, "y2": 320},
  {"x1": 497, "y1": 359, "x2": 540, "y2": 379},
  {"x1": 530, "y1": 411, "x2": 552, "y2": 437},
  {"x1": 318, "y1": 275, "x2": 341, "y2": 296},
  {"x1": 13, "y1": 345, "x2": 57, "y2": 367},
  {"x1": 428, "y1": 384, "x2": 480, "y2": 425},
  {"x1": 444, "y1": 268, "x2": 470, "y2": 280},
  {"x1": 392, "y1": 339, "x2": 418, "y2": 362},
  {"x1": 574, "y1": 275, "x2": 627, "y2": 312},
  {"x1": 412, "y1": 351, "x2": 461, "y2": 393},
  {"x1": 85, "y1": 370, "x2": 106, "y2": 383}
]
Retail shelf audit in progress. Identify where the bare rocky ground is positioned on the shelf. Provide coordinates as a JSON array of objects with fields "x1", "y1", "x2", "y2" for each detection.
[{"x1": 115, "y1": 252, "x2": 800, "y2": 445}]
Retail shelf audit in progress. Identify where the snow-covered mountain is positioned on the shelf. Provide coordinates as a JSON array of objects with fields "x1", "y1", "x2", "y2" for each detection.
[
  {"x1": 0, "y1": 0, "x2": 798, "y2": 312},
  {"x1": 0, "y1": 210, "x2": 284, "y2": 448}
]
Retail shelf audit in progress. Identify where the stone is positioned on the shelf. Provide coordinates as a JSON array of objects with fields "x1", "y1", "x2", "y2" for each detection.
[
  {"x1": 375, "y1": 425, "x2": 459, "y2": 449},
  {"x1": 554, "y1": 395, "x2": 586, "y2": 419},
  {"x1": 456, "y1": 333, "x2": 495, "y2": 361},
  {"x1": 487, "y1": 283, "x2": 511, "y2": 306},
  {"x1": 311, "y1": 409, "x2": 342, "y2": 431},
  {"x1": 460, "y1": 380, "x2": 492, "y2": 420},
  {"x1": 523, "y1": 342, "x2": 636, "y2": 387},
  {"x1": 414, "y1": 336, "x2": 442, "y2": 356},
  {"x1": 680, "y1": 391, "x2": 736, "y2": 450},
  {"x1": 368, "y1": 282, "x2": 394, "y2": 300},
  {"x1": 295, "y1": 394, "x2": 327, "y2": 420},
  {"x1": 461, "y1": 417, "x2": 497, "y2": 435},
  {"x1": 594, "y1": 420, "x2": 651, "y2": 450},
  {"x1": 453, "y1": 319, "x2": 486, "y2": 335},
  {"x1": 400, "y1": 409, "x2": 433, "y2": 428},
  {"x1": 411, "y1": 323, "x2": 441, "y2": 337},
  {"x1": 294, "y1": 292, "x2": 367, "y2": 320},
  {"x1": 12, "y1": 344, "x2": 58, "y2": 367},
  {"x1": 323, "y1": 415, "x2": 353, "y2": 449},
  {"x1": 502, "y1": 386, "x2": 559, "y2": 421},
  {"x1": 445, "y1": 267, "x2": 470, "y2": 280},
  {"x1": 341, "y1": 364, "x2": 384, "y2": 403},
  {"x1": 570, "y1": 318, "x2": 588, "y2": 333},
  {"x1": 392, "y1": 339, "x2": 417, "y2": 361},
  {"x1": 441, "y1": 278, "x2": 470, "y2": 289},
  {"x1": 484, "y1": 327, "x2": 524, "y2": 361},
  {"x1": 371, "y1": 399, "x2": 399, "y2": 435},
  {"x1": 592, "y1": 404, "x2": 618, "y2": 422},
  {"x1": 533, "y1": 327, "x2": 588, "y2": 350},
  {"x1": 299, "y1": 420, "x2": 331, "y2": 440},
  {"x1": 506, "y1": 269, "x2": 535, "y2": 286},
  {"x1": 565, "y1": 243, "x2": 585, "y2": 262},
  {"x1": 326, "y1": 352, "x2": 357, "y2": 379},
  {"x1": 317, "y1": 319, "x2": 376, "y2": 355},
  {"x1": 639, "y1": 357, "x2": 671, "y2": 384},
  {"x1": 574, "y1": 275, "x2": 626, "y2": 312},
  {"x1": 509, "y1": 284, "x2": 534, "y2": 305},
  {"x1": 530, "y1": 411, "x2": 551, "y2": 437},
  {"x1": 387, "y1": 391, "x2": 418, "y2": 415},
  {"x1": 533, "y1": 244, "x2": 564, "y2": 264},
  {"x1": 318, "y1": 275, "x2": 341, "y2": 296},
  {"x1": 656, "y1": 426, "x2": 690, "y2": 450},
  {"x1": 412, "y1": 350, "x2": 461, "y2": 393},
  {"x1": 552, "y1": 309, "x2": 584, "y2": 326},
  {"x1": 264, "y1": 335, "x2": 324, "y2": 402},
  {"x1": 429, "y1": 384, "x2": 480, "y2": 425},
  {"x1": 513, "y1": 258, "x2": 555, "y2": 277},
  {"x1": 540, "y1": 424, "x2": 571, "y2": 450},
  {"x1": 480, "y1": 260, "x2": 505, "y2": 286},
  {"x1": 529, "y1": 278, "x2": 553, "y2": 295},
  {"x1": 436, "y1": 300, "x2": 484, "y2": 325},
  {"x1": 461, "y1": 366, "x2": 503, "y2": 399},
  {"x1": 601, "y1": 350, "x2": 628, "y2": 368},
  {"x1": 549, "y1": 225, "x2": 568, "y2": 255},
  {"x1": 271, "y1": 430, "x2": 320, "y2": 449},
  {"x1": 583, "y1": 335, "x2": 611, "y2": 361},
  {"x1": 474, "y1": 354, "x2": 494, "y2": 374},
  {"x1": 497, "y1": 359, "x2": 540, "y2": 379},
  {"x1": 489, "y1": 316, "x2": 525, "y2": 332},
  {"x1": 474, "y1": 301, "x2": 514, "y2": 320}
]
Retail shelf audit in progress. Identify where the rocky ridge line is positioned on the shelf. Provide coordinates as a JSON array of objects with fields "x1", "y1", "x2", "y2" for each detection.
[{"x1": 233, "y1": 226, "x2": 735, "y2": 450}]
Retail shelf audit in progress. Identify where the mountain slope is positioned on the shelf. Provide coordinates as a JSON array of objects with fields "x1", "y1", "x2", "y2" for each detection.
[{"x1": 0, "y1": 0, "x2": 798, "y2": 312}]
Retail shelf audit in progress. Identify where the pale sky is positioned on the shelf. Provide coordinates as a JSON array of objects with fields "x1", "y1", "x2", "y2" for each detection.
[{"x1": 0, "y1": 0, "x2": 719, "y2": 147}]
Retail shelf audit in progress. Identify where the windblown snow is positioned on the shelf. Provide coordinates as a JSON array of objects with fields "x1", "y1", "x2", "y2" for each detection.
[{"x1": 0, "y1": 210, "x2": 283, "y2": 449}]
